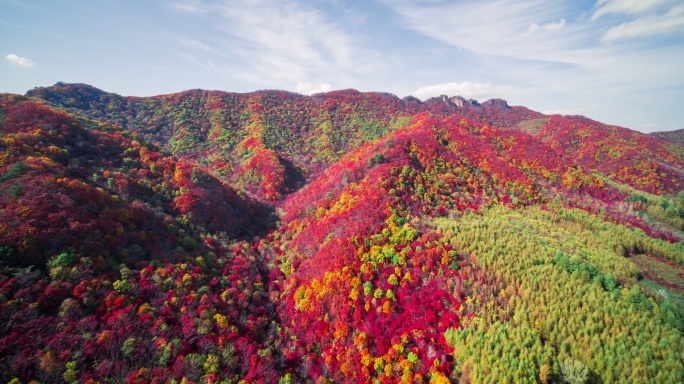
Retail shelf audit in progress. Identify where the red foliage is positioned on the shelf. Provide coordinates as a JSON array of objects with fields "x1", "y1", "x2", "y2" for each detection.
[{"x1": 2, "y1": 84, "x2": 683, "y2": 382}]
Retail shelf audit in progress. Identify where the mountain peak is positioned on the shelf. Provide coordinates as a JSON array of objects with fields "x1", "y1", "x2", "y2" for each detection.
[
  {"x1": 481, "y1": 98, "x2": 510, "y2": 110},
  {"x1": 447, "y1": 95, "x2": 479, "y2": 107},
  {"x1": 26, "y1": 82, "x2": 119, "y2": 110},
  {"x1": 426, "y1": 94, "x2": 511, "y2": 110}
]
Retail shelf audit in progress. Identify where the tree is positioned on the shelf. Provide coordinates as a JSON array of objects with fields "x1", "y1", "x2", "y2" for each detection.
[
  {"x1": 540, "y1": 363, "x2": 552, "y2": 384},
  {"x1": 560, "y1": 358, "x2": 588, "y2": 384}
]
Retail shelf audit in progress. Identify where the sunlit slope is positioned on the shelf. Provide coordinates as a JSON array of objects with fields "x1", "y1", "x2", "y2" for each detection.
[{"x1": 437, "y1": 206, "x2": 684, "y2": 383}]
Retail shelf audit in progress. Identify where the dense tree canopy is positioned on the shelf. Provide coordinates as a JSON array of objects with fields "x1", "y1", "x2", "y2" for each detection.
[{"x1": 1, "y1": 84, "x2": 683, "y2": 383}]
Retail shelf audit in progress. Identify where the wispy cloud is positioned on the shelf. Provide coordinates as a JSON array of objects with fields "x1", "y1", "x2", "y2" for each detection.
[
  {"x1": 180, "y1": 53, "x2": 202, "y2": 66},
  {"x1": 414, "y1": 82, "x2": 495, "y2": 100},
  {"x1": 170, "y1": 0, "x2": 207, "y2": 13},
  {"x1": 295, "y1": 82, "x2": 332, "y2": 95},
  {"x1": 5, "y1": 53, "x2": 36, "y2": 67},
  {"x1": 1, "y1": 20, "x2": 100, "y2": 46},
  {"x1": 379, "y1": 1, "x2": 683, "y2": 89},
  {"x1": 591, "y1": 0, "x2": 676, "y2": 20},
  {"x1": 179, "y1": 37, "x2": 212, "y2": 51},
  {"x1": 527, "y1": 18, "x2": 566, "y2": 35},
  {"x1": 600, "y1": 5, "x2": 684, "y2": 42},
  {"x1": 1, "y1": 20, "x2": 67, "y2": 39},
  {"x1": 169, "y1": 0, "x2": 381, "y2": 88},
  {"x1": 0, "y1": 0, "x2": 38, "y2": 9},
  {"x1": 181, "y1": 53, "x2": 222, "y2": 73},
  {"x1": 380, "y1": 0, "x2": 684, "y2": 131},
  {"x1": 378, "y1": 0, "x2": 590, "y2": 64}
]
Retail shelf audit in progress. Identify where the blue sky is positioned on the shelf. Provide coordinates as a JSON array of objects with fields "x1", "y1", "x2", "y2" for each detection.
[{"x1": 1, "y1": 0, "x2": 683, "y2": 132}]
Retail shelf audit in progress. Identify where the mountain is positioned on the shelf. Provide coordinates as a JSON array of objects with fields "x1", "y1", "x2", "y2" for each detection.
[
  {"x1": 1, "y1": 83, "x2": 683, "y2": 383},
  {"x1": 0, "y1": 94, "x2": 274, "y2": 267},
  {"x1": 652, "y1": 128, "x2": 684, "y2": 150}
]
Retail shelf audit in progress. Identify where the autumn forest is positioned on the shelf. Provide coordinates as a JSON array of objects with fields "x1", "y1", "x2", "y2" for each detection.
[{"x1": 1, "y1": 82, "x2": 683, "y2": 383}]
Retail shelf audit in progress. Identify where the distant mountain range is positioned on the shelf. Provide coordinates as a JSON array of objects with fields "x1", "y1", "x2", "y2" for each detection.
[
  {"x1": 652, "y1": 128, "x2": 684, "y2": 149},
  {"x1": 1, "y1": 83, "x2": 683, "y2": 383}
]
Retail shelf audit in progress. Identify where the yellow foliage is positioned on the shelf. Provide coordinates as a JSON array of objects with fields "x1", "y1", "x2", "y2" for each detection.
[
  {"x1": 181, "y1": 273, "x2": 193, "y2": 286},
  {"x1": 429, "y1": 372, "x2": 450, "y2": 384},
  {"x1": 214, "y1": 313, "x2": 229, "y2": 328}
]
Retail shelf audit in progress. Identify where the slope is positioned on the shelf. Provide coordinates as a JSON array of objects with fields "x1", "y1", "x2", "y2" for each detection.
[
  {"x1": 263, "y1": 113, "x2": 684, "y2": 382},
  {"x1": 26, "y1": 83, "x2": 559, "y2": 203},
  {"x1": 652, "y1": 128, "x2": 684, "y2": 150},
  {"x1": 26, "y1": 84, "x2": 423, "y2": 202},
  {"x1": 1, "y1": 84, "x2": 683, "y2": 383},
  {"x1": 438, "y1": 206, "x2": 684, "y2": 383},
  {"x1": 0, "y1": 94, "x2": 272, "y2": 270},
  {"x1": 0, "y1": 94, "x2": 281, "y2": 382},
  {"x1": 512, "y1": 114, "x2": 684, "y2": 195}
]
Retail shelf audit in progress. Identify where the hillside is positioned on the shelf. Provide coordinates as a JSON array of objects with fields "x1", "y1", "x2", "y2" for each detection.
[
  {"x1": 652, "y1": 128, "x2": 684, "y2": 150},
  {"x1": 1, "y1": 83, "x2": 684, "y2": 383}
]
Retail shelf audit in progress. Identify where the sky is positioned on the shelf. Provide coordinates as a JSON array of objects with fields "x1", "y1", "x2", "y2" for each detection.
[{"x1": 1, "y1": 0, "x2": 683, "y2": 133}]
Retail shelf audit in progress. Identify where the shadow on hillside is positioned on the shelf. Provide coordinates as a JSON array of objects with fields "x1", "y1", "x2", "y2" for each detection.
[
  {"x1": 280, "y1": 156, "x2": 307, "y2": 194},
  {"x1": 183, "y1": 169, "x2": 279, "y2": 240}
]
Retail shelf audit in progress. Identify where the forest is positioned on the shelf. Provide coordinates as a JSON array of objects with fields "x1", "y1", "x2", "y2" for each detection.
[{"x1": 1, "y1": 82, "x2": 683, "y2": 383}]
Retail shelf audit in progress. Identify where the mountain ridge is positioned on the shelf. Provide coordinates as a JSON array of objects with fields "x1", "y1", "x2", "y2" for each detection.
[
  {"x1": 652, "y1": 128, "x2": 684, "y2": 150},
  {"x1": 23, "y1": 83, "x2": 684, "y2": 199}
]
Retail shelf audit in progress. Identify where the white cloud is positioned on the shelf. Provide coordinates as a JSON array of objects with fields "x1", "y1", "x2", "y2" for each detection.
[
  {"x1": 1, "y1": 20, "x2": 100, "y2": 46},
  {"x1": 528, "y1": 18, "x2": 566, "y2": 34},
  {"x1": 5, "y1": 53, "x2": 36, "y2": 67},
  {"x1": 180, "y1": 53, "x2": 221, "y2": 73},
  {"x1": 295, "y1": 82, "x2": 332, "y2": 95},
  {"x1": 601, "y1": 5, "x2": 684, "y2": 42},
  {"x1": 378, "y1": 0, "x2": 591, "y2": 65},
  {"x1": 180, "y1": 38, "x2": 212, "y2": 51},
  {"x1": 381, "y1": 0, "x2": 684, "y2": 132},
  {"x1": 380, "y1": 0, "x2": 683, "y2": 90},
  {"x1": 171, "y1": 0, "x2": 207, "y2": 13},
  {"x1": 414, "y1": 82, "x2": 495, "y2": 100},
  {"x1": 170, "y1": 0, "x2": 380, "y2": 85},
  {"x1": 592, "y1": 0, "x2": 675, "y2": 20}
]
